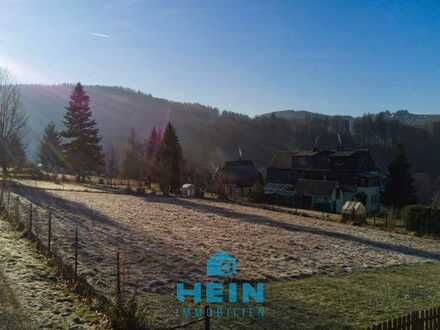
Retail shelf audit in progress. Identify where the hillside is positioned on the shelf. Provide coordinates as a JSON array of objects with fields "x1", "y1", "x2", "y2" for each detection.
[
  {"x1": 260, "y1": 109, "x2": 353, "y2": 122},
  {"x1": 262, "y1": 109, "x2": 440, "y2": 128},
  {"x1": 20, "y1": 84, "x2": 293, "y2": 169},
  {"x1": 20, "y1": 84, "x2": 215, "y2": 161}
]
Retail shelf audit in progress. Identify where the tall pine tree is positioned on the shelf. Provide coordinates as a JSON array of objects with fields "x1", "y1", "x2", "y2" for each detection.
[
  {"x1": 61, "y1": 83, "x2": 104, "y2": 179},
  {"x1": 157, "y1": 122, "x2": 183, "y2": 195},
  {"x1": 383, "y1": 143, "x2": 417, "y2": 208},
  {"x1": 38, "y1": 122, "x2": 64, "y2": 171},
  {"x1": 144, "y1": 126, "x2": 162, "y2": 182}
]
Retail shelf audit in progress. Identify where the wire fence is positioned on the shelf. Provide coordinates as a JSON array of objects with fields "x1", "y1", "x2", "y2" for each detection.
[{"x1": 0, "y1": 181, "x2": 212, "y2": 330}]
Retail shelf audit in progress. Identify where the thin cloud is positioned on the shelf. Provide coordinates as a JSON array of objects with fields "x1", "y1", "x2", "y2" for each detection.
[{"x1": 89, "y1": 32, "x2": 110, "y2": 39}]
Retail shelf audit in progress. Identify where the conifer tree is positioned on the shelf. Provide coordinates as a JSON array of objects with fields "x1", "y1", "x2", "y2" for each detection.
[
  {"x1": 38, "y1": 122, "x2": 64, "y2": 171},
  {"x1": 144, "y1": 126, "x2": 162, "y2": 182},
  {"x1": 157, "y1": 122, "x2": 183, "y2": 195},
  {"x1": 61, "y1": 83, "x2": 104, "y2": 179},
  {"x1": 383, "y1": 143, "x2": 417, "y2": 208}
]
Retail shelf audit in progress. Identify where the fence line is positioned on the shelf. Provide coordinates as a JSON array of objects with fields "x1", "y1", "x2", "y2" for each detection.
[
  {"x1": 0, "y1": 181, "x2": 212, "y2": 329},
  {"x1": 367, "y1": 307, "x2": 440, "y2": 330}
]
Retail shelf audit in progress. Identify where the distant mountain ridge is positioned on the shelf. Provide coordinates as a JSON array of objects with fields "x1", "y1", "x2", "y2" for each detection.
[
  {"x1": 262, "y1": 109, "x2": 440, "y2": 127},
  {"x1": 18, "y1": 84, "x2": 440, "y2": 174},
  {"x1": 260, "y1": 109, "x2": 352, "y2": 121},
  {"x1": 20, "y1": 84, "x2": 215, "y2": 156}
]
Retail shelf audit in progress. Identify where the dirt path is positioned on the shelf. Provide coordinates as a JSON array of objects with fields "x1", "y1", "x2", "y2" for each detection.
[{"x1": 0, "y1": 218, "x2": 107, "y2": 329}]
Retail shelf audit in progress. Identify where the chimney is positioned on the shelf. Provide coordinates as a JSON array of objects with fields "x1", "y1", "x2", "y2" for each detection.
[
  {"x1": 337, "y1": 134, "x2": 344, "y2": 151},
  {"x1": 313, "y1": 136, "x2": 320, "y2": 152}
]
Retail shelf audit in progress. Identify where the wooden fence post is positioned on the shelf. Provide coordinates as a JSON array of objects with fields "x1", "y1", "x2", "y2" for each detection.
[
  {"x1": 15, "y1": 197, "x2": 19, "y2": 223},
  {"x1": 48, "y1": 211, "x2": 52, "y2": 253},
  {"x1": 205, "y1": 305, "x2": 210, "y2": 330},
  {"x1": 116, "y1": 250, "x2": 121, "y2": 304},
  {"x1": 74, "y1": 224, "x2": 78, "y2": 281},
  {"x1": 28, "y1": 203, "x2": 33, "y2": 239},
  {"x1": 413, "y1": 310, "x2": 421, "y2": 330}
]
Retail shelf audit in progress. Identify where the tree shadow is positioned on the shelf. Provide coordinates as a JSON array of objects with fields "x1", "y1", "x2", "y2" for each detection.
[
  {"x1": 150, "y1": 196, "x2": 440, "y2": 262},
  {"x1": 8, "y1": 184, "x2": 204, "y2": 292},
  {"x1": 10, "y1": 183, "x2": 128, "y2": 232}
]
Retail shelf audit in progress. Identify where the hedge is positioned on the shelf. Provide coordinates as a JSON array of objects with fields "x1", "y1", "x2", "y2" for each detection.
[{"x1": 402, "y1": 205, "x2": 440, "y2": 234}]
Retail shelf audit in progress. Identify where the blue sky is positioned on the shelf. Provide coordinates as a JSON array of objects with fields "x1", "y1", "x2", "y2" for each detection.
[{"x1": 1, "y1": 0, "x2": 440, "y2": 116}]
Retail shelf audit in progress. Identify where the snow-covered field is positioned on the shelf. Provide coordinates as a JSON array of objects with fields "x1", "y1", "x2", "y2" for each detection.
[{"x1": 9, "y1": 183, "x2": 440, "y2": 298}]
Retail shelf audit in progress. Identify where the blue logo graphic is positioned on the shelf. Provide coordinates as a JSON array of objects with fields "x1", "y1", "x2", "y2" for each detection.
[
  {"x1": 176, "y1": 251, "x2": 265, "y2": 310},
  {"x1": 206, "y1": 251, "x2": 237, "y2": 277}
]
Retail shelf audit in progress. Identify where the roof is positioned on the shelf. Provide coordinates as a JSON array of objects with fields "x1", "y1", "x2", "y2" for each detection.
[
  {"x1": 218, "y1": 159, "x2": 259, "y2": 187},
  {"x1": 358, "y1": 171, "x2": 380, "y2": 178},
  {"x1": 295, "y1": 179, "x2": 338, "y2": 196},
  {"x1": 293, "y1": 150, "x2": 321, "y2": 157},
  {"x1": 329, "y1": 149, "x2": 369, "y2": 158},
  {"x1": 264, "y1": 183, "x2": 294, "y2": 194},
  {"x1": 270, "y1": 151, "x2": 297, "y2": 169}
]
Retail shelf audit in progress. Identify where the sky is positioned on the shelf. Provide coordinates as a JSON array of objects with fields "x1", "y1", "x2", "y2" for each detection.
[{"x1": 1, "y1": 0, "x2": 440, "y2": 116}]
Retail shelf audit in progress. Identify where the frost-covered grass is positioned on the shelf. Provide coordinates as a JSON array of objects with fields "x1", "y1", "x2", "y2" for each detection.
[
  {"x1": 8, "y1": 181, "x2": 440, "y2": 329},
  {"x1": 0, "y1": 269, "x2": 30, "y2": 330},
  {"x1": 0, "y1": 217, "x2": 108, "y2": 329},
  {"x1": 132, "y1": 263, "x2": 440, "y2": 329}
]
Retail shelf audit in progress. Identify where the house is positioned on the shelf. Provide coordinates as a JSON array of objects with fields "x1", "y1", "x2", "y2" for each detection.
[
  {"x1": 294, "y1": 179, "x2": 342, "y2": 213},
  {"x1": 215, "y1": 159, "x2": 262, "y2": 198},
  {"x1": 266, "y1": 147, "x2": 381, "y2": 213}
]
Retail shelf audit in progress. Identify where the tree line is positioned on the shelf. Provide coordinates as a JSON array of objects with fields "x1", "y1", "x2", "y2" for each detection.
[
  {"x1": 1, "y1": 66, "x2": 438, "y2": 206},
  {"x1": 36, "y1": 82, "x2": 184, "y2": 195},
  {"x1": 0, "y1": 71, "x2": 180, "y2": 195}
]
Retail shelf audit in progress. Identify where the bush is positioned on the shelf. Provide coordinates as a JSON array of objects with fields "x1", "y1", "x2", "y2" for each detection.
[
  {"x1": 249, "y1": 190, "x2": 265, "y2": 203},
  {"x1": 402, "y1": 205, "x2": 440, "y2": 234},
  {"x1": 110, "y1": 293, "x2": 152, "y2": 330}
]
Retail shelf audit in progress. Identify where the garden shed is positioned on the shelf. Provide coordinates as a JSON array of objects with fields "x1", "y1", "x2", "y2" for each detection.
[{"x1": 181, "y1": 183, "x2": 196, "y2": 198}]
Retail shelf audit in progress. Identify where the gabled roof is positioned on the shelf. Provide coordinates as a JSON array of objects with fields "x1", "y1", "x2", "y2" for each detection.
[
  {"x1": 295, "y1": 179, "x2": 338, "y2": 196},
  {"x1": 218, "y1": 159, "x2": 259, "y2": 187}
]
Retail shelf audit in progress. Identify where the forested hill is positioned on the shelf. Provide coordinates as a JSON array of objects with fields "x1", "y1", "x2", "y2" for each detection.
[
  {"x1": 20, "y1": 84, "x2": 440, "y2": 178},
  {"x1": 263, "y1": 109, "x2": 440, "y2": 128}
]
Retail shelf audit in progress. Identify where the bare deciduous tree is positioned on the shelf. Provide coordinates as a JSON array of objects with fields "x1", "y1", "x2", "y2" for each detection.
[
  {"x1": 106, "y1": 143, "x2": 119, "y2": 185},
  {"x1": 0, "y1": 68, "x2": 27, "y2": 178}
]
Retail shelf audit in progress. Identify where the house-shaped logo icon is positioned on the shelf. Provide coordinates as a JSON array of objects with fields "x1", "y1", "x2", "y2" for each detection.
[{"x1": 206, "y1": 251, "x2": 237, "y2": 277}]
